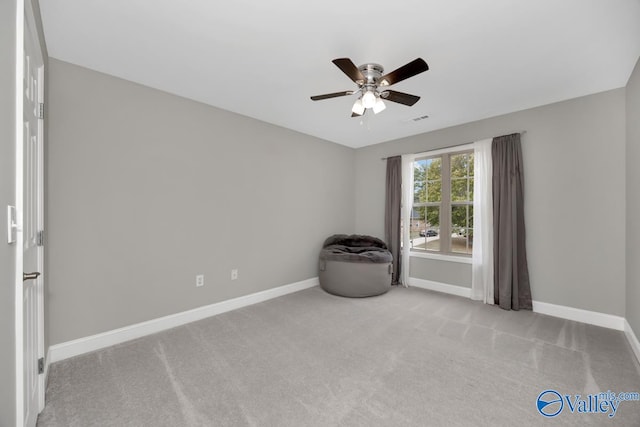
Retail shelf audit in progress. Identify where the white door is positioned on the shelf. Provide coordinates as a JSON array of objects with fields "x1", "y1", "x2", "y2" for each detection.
[{"x1": 22, "y1": 3, "x2": 45, "y2": 426}]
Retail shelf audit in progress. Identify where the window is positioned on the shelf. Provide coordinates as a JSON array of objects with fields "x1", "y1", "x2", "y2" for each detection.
[{"x1": 410, "y1": 150, "x2": 474, "y2": 256}]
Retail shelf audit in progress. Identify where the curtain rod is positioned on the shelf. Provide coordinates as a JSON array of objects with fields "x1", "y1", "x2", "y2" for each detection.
[{"x1": 380, "y1": 130, "x2": 527, "y2": 161}]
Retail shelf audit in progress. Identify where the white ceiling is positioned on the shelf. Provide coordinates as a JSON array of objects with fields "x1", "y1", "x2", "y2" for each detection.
[{"x1": 40, "y1": 0, "x2": 640, "y2": 148}]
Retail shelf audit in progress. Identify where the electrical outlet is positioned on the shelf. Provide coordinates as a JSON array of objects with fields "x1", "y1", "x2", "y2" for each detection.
[
  {"x1": 231, "y1": 269, "x2": 238, "y2": 280},
  {"x1": 196, "y1": 274, "x2": 204, "y2": 287}
]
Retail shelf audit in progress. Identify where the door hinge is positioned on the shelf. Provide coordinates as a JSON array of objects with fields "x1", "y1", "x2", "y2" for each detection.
[
  {"x1": 38, "y1": 357, "x2": 44, "y2": 374},
  {"x1": 38, "y1": 103, "x2": 44, "y2": 119},
  {"x1": 37, "y1": 230, "x2": 44, "y2": 246}
]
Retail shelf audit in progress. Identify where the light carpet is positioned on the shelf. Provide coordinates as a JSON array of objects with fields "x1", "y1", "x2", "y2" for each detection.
[{"x1": 38, "y1": 286, "x2": 640, "y2": 426}]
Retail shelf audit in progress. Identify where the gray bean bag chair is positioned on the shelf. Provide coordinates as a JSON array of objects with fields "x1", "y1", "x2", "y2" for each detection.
[{"x1": 318, "y1": 234, "x2": 393, "y2": 297}]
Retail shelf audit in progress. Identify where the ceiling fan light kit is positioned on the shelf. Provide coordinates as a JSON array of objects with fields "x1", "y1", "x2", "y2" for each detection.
[{"x1": 311, "y1": 57, "x2": 429, "y2": 117}]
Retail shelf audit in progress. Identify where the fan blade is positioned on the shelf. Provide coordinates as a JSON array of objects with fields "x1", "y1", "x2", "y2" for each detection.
[
  {"x1": 351, "y1": 109, "x2": 367, "y2": 118},
  {"x1": 310, "y1": 91, "x2": 354, "y2": 101},
  {"x1": 332, "y1": 58, "x2": 365, "y2": 84},
  {"x1": 379, "y1": 58, "x2": 429, "y2": 87},
  {"x1": 380, "y1": 90, "x2": 420, "y2": 106}
]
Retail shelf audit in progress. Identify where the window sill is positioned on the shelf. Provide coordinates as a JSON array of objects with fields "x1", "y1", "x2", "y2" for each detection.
[{"x1": 409, "y1": 251, "x2": 472, "y2": 264}]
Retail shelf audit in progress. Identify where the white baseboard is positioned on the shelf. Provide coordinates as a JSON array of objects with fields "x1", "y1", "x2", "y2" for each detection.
[
  {"x1": 408, "y1": 276, "x2": 626, "y2": 332},
  {"x1": 408, "y1": 277, "x2": 472, "y2": 299},
  {"x1": 624, "y1": 319, "x2": 640, "y2": 366},
  {"x1": 49, "y1": 277, "x2": 319, "y2": 363},
  {"x1": 532, "y1": 301, "x2": 625, "y2": 331},
  {"x1": 48, "y1": 275, "x2": 639, "y2": 367}
]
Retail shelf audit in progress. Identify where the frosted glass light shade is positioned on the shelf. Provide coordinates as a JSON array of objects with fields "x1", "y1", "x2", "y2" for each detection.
[
  {"x1": 373, "y1": 98, "x2": 386, "y2": 114},
  {"x1": 352, "y1": 98, "x2": 365, "y2": 115},
  {"x1": 362, "y1": 90, "x2": 377, "y2": 109}
]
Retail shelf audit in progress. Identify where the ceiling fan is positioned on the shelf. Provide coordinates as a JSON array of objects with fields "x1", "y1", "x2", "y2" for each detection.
[{"x1": 310, "y1": 57, "x2": 429, "y2": 117}]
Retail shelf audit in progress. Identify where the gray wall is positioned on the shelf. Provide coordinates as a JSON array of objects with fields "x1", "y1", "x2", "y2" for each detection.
[
  {"x1": 409, "y1": 258, "x2": 471, "y2": 287},
  {"x1": 355, "y1": 89, "x2": 627, "y2": 316},
  {"x1": 0, "y1": 0, "x2": 17, "y2": 424},
  {"x1": 626, "y1": 58, "x2": 640, "y2": 336},
  {"x1": 47, "y1": 59, "x2": 355, "y2": 345}
]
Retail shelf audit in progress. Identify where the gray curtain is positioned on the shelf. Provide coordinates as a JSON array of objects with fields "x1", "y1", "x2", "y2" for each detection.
[
  {"x1": 385, "y1": 156, "x2": 402, "y2": 285},
  {"x1": 492, "y1": 134, "x2": 532, "y2": 310}
]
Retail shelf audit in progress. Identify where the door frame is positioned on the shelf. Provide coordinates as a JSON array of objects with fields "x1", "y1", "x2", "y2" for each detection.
[{"x1": 15, "y1": 0, "x2": 46, "y2": 425}]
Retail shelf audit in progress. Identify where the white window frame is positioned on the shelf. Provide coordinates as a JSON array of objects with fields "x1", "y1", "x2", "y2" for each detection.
[{"x1": 408, "y1": 143, "x2": 474, "y2": 263}]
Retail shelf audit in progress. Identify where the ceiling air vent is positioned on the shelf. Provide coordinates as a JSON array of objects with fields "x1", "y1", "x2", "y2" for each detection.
[{"x1": 403, "y1": 114, "x2": 429, "y2": 123}]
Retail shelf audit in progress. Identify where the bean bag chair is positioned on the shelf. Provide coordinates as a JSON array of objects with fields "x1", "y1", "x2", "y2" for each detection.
[{"x1": 318, "y1": 234, "x2": 393, "y2": 297}]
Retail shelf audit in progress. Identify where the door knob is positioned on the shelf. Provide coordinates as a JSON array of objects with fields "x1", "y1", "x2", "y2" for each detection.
[{"x1": 23, "y1": 272, "x2": 40, "y2": 281}]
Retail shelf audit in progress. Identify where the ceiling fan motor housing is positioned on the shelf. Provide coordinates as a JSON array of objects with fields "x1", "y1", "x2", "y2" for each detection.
[{"x1": 358, "y1": 63, "x2": 384, "y2": 86}]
